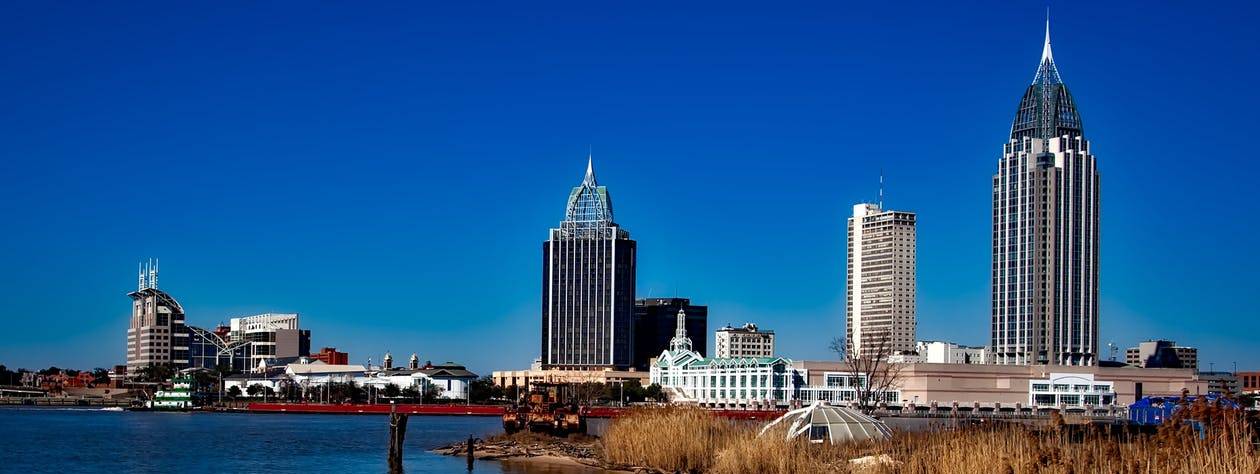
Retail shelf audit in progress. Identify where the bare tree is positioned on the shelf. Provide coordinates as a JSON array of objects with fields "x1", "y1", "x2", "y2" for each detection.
[{"x1": 829, "y1": 334, "x2": 905, "y2": 413}]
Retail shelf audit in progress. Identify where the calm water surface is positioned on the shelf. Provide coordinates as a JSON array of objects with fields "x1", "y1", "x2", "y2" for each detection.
[{"x1": 0, "y1": 408, "x2": 599, "y2": 473}]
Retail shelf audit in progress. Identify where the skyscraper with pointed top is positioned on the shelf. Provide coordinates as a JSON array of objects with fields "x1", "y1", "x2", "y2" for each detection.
[
  {"x1": 541, "y1": 156, "x2": 637, "y2": 370},
  {"x1": 991, "y1": 19, "x2": 1099, "y2": 366}
]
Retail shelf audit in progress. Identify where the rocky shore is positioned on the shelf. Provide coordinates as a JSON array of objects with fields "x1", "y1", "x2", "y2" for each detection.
[{"x1": 432, "y1": 432, "x2": 643, "y2": 472}]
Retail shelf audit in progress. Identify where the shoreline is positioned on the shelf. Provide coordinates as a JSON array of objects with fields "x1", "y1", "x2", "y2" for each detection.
[{"x1": 432, "y1": 433, "x2": 642, "y2": 473}]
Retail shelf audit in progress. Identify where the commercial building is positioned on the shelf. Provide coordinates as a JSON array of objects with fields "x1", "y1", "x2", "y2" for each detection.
[
  {"x1": 310, "y1": 347, "x2": 349, "y2": 365},
  {"x1": 715, "y1": 323, "x2": 775, "y2": 358},
  {"x1": 188, "y1": 325, "x2": 251, "y2": 372},
  {"x1": 126, "y1": 260, "x2": 190, "y2": 371},
  {"x1": 992, "y1": 21, "x2": 1100, "y2": 366},
  {"x1": 229, "y1": 313, "x2": 311, "y2": 367},
  {"x1": 847, "y1": 202, "x2": 917, "y2": 358},
  {"x1": 416, "y1": 362, "x2": 479, "y2": 400},
  {"x1": 1124, "y1": 340, "x2": 1198, "y2": 370},
  {"x1": 652, "y1": 309, "x2": 797, "y2": 408},
  {"x1": 541, "y1": 156, "x2": 636, "y2": 370},
  {"x1": 633, "y1": 298, "x2": 707, "y2": 369}
]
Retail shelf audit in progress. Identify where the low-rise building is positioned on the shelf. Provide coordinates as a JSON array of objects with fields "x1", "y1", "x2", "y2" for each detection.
[
  {"x1": 1238, "y1": 371, "x2": 1260, "y2": 393},
  {"x1": 417, "y1": 362, "x2": 478, "y2": 400},
  {"x1": 715, "y1": 323, "x2": 774, "y2": 358},
  {"x1": 1198, "y1": 371, "x2": 1241, "y2": 395}
]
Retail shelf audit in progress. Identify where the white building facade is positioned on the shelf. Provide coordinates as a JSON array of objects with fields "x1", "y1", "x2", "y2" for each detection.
[
  {"x1": 230, "y1": 313, "x2": 310, "y2": 367},
  {"x1": 715, "y1": 323, "x2": 775, "y2": 358},
  {"x1": 1029, "y1": 373, "x2": 1115, "y2": 409},
  {"x1": 847, "y1": 203, "x2": 916, "y2": 358}
]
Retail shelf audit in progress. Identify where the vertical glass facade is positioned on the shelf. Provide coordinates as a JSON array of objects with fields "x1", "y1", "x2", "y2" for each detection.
[{"x1": 541, "y1": 159, "x2": 636, "y2": 369}]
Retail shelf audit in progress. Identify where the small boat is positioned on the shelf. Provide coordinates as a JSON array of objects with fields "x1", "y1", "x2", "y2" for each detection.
[{"x1": 99, "y1": 406, "x2": 125, "y2": 412}]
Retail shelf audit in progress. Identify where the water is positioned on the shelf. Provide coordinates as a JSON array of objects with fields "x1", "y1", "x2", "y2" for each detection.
[{"x1": 0, "y1": 408, "x2": 600, "y2": 473}]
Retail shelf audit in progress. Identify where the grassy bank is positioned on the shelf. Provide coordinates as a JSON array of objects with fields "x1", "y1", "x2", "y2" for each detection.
[{"x1": 602, "y1": 406, "x2": 1259, "y2": 473}]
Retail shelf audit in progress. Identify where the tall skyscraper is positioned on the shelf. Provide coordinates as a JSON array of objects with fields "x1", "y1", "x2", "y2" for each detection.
[
  {"x1": 632, "y1": 298, "x2": 707, "y2": 370},
  {"x1": 126, "y1": 260, "x2": 190, "y2": 371},
  {"x1": 541, "y1": 156, "x2": 637, "y2": 370},
  {"x1": 991, "y1": 20, "x2": 1099, "y2": 366},
  {"x1": 846, "y1": 203, "x2": 917, "y2": 358}
]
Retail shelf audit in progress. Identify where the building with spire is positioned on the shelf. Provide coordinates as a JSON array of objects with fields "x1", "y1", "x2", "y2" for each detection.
[
  {"x1": 541, "y1": 156, "x2": 637, "y2": 370},
  {"x1": 126, "y1": 259, "x2": 190, "y2": 371},
  {"x1": 991, "y1": 19, "x2": 1100, "y2": 366}
]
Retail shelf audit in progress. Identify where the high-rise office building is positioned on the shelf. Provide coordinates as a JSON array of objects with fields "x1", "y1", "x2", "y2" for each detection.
[
  {"x1": 632, "y1": 298, "x2": 708, "y2": 369},
  {"x1": 846, "y1": 203, "x2": 917, "y2": 358},
  {"x1": 991, "y1": 21, "x2": 1100, "y2": 366},
  {"x1": 126, "y1": 260, "x2": 190, "y2": 371},
  {"x1": 541, "y1": 157, "x2": 637, "y2": 370}
]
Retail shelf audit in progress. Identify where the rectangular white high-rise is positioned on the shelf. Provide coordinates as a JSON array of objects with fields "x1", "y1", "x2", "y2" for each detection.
[{"x1": 846, "y1": 203, "x2": 916, "y2": 358}]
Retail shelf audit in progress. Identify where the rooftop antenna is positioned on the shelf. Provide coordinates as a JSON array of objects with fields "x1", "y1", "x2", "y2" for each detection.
[
  {"x1": 878, "y1": 168, "x2": 885, "y2": 210},
  {"x1": 137, "y1": 262, "x2": 145, "y2": 291}
]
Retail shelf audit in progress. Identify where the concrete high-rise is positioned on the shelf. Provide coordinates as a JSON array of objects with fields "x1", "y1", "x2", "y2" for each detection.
[
  {"x1": 541, "y1": 156, "x2": 636, "y2": 370},
  {"x1": 126, "y1": 260, "x2": 190, "y2": 371},
  {"x1": 991, "y1": 20, "x2": 1100, "y2": 366},
  {"x1": 846, "y1": 203, "x2": 917, "y2": 358}
]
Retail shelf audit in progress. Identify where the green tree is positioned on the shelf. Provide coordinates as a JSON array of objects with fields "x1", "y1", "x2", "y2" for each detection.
[
  {"x1": 643, "y1": 383, "x2": 664, "y2": 402},
  {"x1": 227, "y1": 385, "x2": 243, "y2": 399},
  {"x1": 246, "y1": 384, "x2": 263, "y2": 397},
  {"x1": 400, "y1": 386, "x2": 421, "y2": 401},
  {"x1": 468, "y1": 375, "x2": 503, "y2": 404},
  {"x1": 383, "y1": 383, "x2": 401, "y2": 398}
]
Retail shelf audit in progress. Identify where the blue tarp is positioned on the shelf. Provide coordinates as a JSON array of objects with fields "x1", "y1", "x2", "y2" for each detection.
[{"x1": 1128, "y1": 393, "x2": 1239, "y2": 426}]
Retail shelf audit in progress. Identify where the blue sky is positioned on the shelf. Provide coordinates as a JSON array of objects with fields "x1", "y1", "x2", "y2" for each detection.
[{"x1": 1, "y1": 1, "x2": 1257, "y2": 375}]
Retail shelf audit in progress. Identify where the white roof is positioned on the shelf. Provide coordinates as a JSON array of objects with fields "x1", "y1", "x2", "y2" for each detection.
[{"x1": 286, "y1": 363, "x2": 366, "y2": 375}]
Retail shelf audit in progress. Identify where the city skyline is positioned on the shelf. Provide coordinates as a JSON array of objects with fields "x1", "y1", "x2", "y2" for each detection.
[{"x1": 2, "y1": 3, "x2": 1258, "y2": 375}]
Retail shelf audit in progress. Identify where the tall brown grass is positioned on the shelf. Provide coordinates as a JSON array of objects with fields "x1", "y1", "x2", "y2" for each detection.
[{"x1": 601, "y1": 405, "x2": 1260, "y2": 473}]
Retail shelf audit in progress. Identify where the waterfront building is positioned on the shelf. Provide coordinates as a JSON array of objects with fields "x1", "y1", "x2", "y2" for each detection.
[
  {"x1": 715, "y1": 323, "x2": 775, "y2": 358},
  {"x1": 1124, "y1": 340, "x2": 1198, "y2": 370},
  {"x1": 847, "y1": 203, "x2": 917, "y2": 358},
  {"x1": 632, "y1": 298, "x2": 708, "y2": 369},
  {"x1": 491, "y1": 367, "x2": 649, "y2": 393},
  {"x1": 992, "y1": 20, "x2": 1100, "y2": 366},
  {"x1": 188, "y1": 325, "x2": 251, "y2": 372},
  {"x1": 229, "y1": 313, "x2": 311, "y2": 368},
  {"x1": 415, "y1": 362, "x2": 479, "y2": 400},
  {"x1": 541, "y1": 156, "x2": 637, "y2": 370},
  {"x1": 1028, "y1": 373, "x2": 1115, "y2": 408},
  {"x1": 126, "y1": 260, "x2": 190, "y2": 371},
  {"x1": 793, "y1": 360, "x2": 1202, "y2": 409},
  {"x1": 652, "y1": 309, "x2": 799, "y2": 408}
]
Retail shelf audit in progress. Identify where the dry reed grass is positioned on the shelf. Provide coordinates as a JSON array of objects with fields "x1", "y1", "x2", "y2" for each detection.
[{"x1": 601, "y1": 404, "x2": 1260, "y2": 473}]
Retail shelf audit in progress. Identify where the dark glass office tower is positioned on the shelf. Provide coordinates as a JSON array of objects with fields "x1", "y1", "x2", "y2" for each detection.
[
  {"x1": 992, "y1": 20, "x2": 1099, "y2": 366},
  {"x1": 632, "y1": 298, "x2": 708, "y2": 370},
  {"x1": 541, "y1": 157, "x2": 636, "y2": 370}
]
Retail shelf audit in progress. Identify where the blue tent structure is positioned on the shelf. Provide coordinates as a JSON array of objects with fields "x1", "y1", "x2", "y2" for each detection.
[{"x1": 1129, "y1": 393, "x2": 1240, "y2": 426}]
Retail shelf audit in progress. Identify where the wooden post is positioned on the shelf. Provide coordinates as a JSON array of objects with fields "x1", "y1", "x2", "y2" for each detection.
[
  {"x1": 465, "y1": 435, "x2": 475, "y2": 470},
  {"x1": 388, "y1": 403, "x2": 409, "y2": 472}
]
